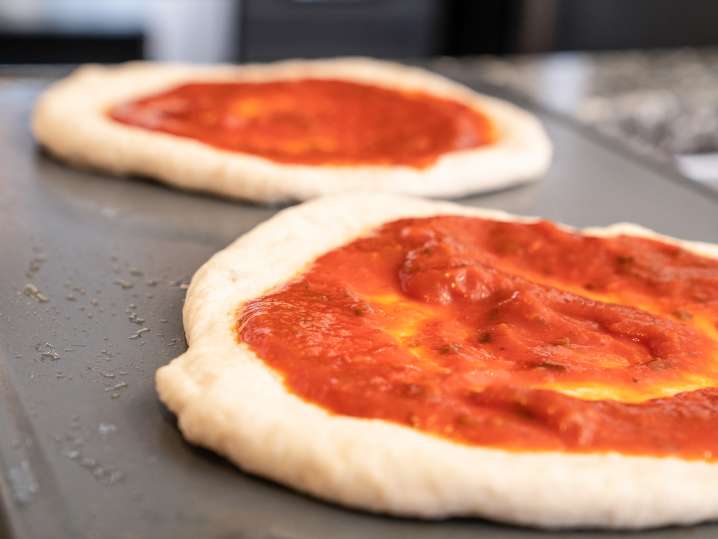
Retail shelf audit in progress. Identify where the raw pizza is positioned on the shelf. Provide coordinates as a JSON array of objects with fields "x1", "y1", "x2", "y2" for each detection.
[
  {"x1": 32, "y1": 58, "x2": 551, "y2": 204},
  {"x1": 156, "y1": 193, "x2": 718, "y2": 529}
]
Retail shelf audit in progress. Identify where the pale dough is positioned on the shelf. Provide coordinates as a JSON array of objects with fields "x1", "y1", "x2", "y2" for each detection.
[
  {"x1": 32, "y1": 58, "x2": 551, "y2": 204},
  {"x1": 156, "y1": 193, "x2": 718, "y2": 528}
]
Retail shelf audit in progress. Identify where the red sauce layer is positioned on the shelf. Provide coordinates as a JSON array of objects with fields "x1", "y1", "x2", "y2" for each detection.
[
  {"x1": 238, "y1": 217, "x2": 718, "y2": 458},
  {"x1": 109, "y1": 79, "x2": 495, "y2": 168}
]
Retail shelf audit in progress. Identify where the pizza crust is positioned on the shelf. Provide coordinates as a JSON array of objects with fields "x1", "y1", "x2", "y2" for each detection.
[
  {"x1": 156, "y1": 193, "x2": 718, "y2": 528},
  {"x1": 32, "y1": 58, "x2": 551, "y2": 204}
]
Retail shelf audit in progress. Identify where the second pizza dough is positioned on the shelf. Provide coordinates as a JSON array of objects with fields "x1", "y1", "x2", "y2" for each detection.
[{"x1": 33, "y1": 58, "x2": 551, "y2": 203}]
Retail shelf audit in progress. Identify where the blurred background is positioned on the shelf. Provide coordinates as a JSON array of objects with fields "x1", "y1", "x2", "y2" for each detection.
[
  {"x1": 3, "y1": 0, "x2": 718, "y2": 189},
  {"x1": 3, "y1": 0, "x2": 718, "y2": 63}
]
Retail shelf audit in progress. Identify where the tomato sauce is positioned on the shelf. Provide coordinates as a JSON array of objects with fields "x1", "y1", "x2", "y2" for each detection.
[
  {"x1": 237, "y1": 216, "x2": 718, "y2": 459},
  {"x1": 109, "y1": 79, "x2": 495, "y2": 168}
]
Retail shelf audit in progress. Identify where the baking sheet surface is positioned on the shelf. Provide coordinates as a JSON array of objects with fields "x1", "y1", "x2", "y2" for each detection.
[{"x1": 1, "y1": 77, "x2": 717, "y2": 539}]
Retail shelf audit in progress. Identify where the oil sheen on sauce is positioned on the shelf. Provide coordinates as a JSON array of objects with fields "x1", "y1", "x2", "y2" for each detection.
[
  {"x1": 109, "y1": 79, "x2": 495, "y2": 168},
  {"x1": 238, "y1": 216, "x2": 718, "y2": 459}
]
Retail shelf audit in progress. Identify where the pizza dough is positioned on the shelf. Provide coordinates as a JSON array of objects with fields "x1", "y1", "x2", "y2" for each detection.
[
  {"x1": 156, "y1": 193, "x2": 718, "y2": 529},
  {"x1": 32, "y1": 58, "x2": 551, "y2": 204}
]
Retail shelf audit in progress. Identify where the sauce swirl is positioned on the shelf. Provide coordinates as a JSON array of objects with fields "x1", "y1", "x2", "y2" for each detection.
[
  {"x1": 109, "y1": 79, "x2": 495, "y2": 168},
  {"x1": 238, "y1": 216, "x2": 718, "y2": 458}
]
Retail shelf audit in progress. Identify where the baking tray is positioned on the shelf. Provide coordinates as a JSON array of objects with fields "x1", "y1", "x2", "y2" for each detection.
[{"x1": 1, "y1": 71, "x2": 718, "y2": 539}]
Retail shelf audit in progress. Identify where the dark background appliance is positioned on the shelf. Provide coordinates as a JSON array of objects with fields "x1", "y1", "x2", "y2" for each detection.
[{"x1": 2, "y1": 0, "x2": 718, "y2": 64}]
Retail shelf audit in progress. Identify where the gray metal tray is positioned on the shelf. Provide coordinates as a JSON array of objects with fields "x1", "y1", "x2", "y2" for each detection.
[{"x1": 1, "y1": 75, "x2": 717, "y2": 539}]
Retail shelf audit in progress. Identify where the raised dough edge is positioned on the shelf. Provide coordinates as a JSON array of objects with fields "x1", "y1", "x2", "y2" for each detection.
[
  {"x1": 32, "y1": 58, "x2": 552, "y2": 203},
  {"x1": 156, "y1": 193, "x2": 718, "y2": 528}
]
